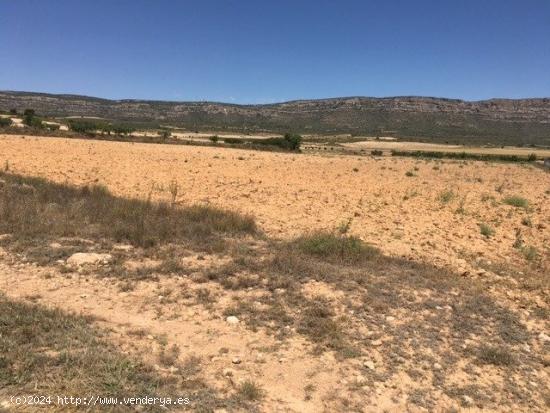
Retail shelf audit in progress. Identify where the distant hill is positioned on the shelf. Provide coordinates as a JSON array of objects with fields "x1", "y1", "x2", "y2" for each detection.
[{"x1": 1, "y1": 91, "x2": 549, "y2": 146}]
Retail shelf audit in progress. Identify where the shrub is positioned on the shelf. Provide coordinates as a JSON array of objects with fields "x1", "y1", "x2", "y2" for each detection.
[
  {"x1": 223, "y1": 137, "x2": 241, "y2": 144},
  {"x1": 438, "y1": 189, "x2": 455, "y2": 203},
  {"x1": 159, "y1": 129, "x2": 171, "y2": 139},
  {"x1": 405, "y1": 171, "x2": 415, "y2": 177},
  {"x1": 112, "y1": 125, "x2": 135, "y2": 135},
  {"x1": 294, "y1": 231, "x2": 379, "y2": 265},
  {"x1": 0, "y1": 118, "x2": 12, "y2": 127},
  {"x1": 22, "y1": 109, "x2": 38, "y2": 127},
  {"x1": 503, "y1": 196, "x2": 529, "y2": 209},
  {"x1": 68, "y1": 120, "x2": 107, "y2": 134},
  {"x1": 9, "y1": 108, "x2": 17, "y2": 115},
  {"x1": 238, "y1": 380, "x2": 264, "y2": 401},
  {"x1": 477, "y1": 345, "x2": 515, "y2": 366},
  {"x1": 282, "y1": 133, "x2": 302, "y2": 150},
  {"x1": 209, "y1": 135, "x2": 219, "y2": 143},
  {"x1": 521, "y1": 246, "x2": 538, "y2": 261},
  {"x1": 24, "y1": 116, "x2": 44, "y2": 129},
  {"x1": 479, "y1": 223, "x2": 495, "y2": 238},
  {"x1": 371, "y1": 149, "x2": 383, "y2": 156}
]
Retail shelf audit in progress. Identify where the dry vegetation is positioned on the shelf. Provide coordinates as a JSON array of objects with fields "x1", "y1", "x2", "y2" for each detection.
[{"x1": 0, "y1": 134, "x2": 548, "y2": 412}]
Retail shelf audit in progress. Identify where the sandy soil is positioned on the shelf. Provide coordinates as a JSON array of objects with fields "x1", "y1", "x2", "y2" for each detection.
[
  {"x1": 1, "y1": 134, "x2": 548, "y2": 276},
  {"x1": 0, "y1": 134, "x2": 548, "y2": 412}
]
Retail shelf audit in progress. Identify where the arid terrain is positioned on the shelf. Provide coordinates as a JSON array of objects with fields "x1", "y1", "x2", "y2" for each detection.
[{"x1": 0, "y1": 133, "x2": 548, "y2": 412}]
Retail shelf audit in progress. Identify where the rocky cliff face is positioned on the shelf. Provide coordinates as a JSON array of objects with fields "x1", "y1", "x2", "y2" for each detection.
[{"x1": 1, "y1": 91, "x2": 549, "y2": 145}]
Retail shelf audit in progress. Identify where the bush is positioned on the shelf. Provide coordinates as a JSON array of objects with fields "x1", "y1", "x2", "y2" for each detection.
[
  {"x1": 527, "y1": 153, "x2": 537, "y2": 162},
  {"x1": 68, "y1": 120, "x2": 107, "y2": 134},
  {"x1": 112, "y1": 125, "x2": 135, "y2": 135},
  {"x1": 209, "y1": 135, "x2": 219, "y2": 143},
  {"x1": 503, "y1": 196, "x2": 529, "y2": 209},
  {"x1": 391, "y1": 149, "x2": 530, "y2": 162},
  {"x1": 479, "y1": 223, "x2": 495, "y2": 238},
  {"x1": 371, "y1": 149, "x2": 383, "y2": 156},
  {"x1": 159, "y1": 129, "x2": 171, "y2": 139},
  {"x1": 294, "y1": 231, "x2": 379, "y2": 265},
  {"x1": 237, "y1": 380, "x2": 264, "y2": 401},
  {"x1": 24, "y1": 116, "x2": 44, "y2": 129},
  {"x1": 223, "y1": 137, "x2": 241, "y2": 144},
  {"x1": 0, "y1": 118, "x2": 12, "y2": 127},
  {"x1": 282, "y1": 133, "x2": 302, "y2": 150},
  {"x1": 21, "y1": 109, "x2": 45, "y2": 129},
  {"x1": 438, "y1": 189, "x2": 455, "y2": 203}
]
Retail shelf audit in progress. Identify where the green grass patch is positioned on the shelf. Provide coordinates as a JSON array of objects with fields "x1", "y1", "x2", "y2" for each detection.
[
  {"x1": 503, "y1": 196, "x2": 529, "y2": 209},
  {"x1": 479, "y1": 223, "x2": 495, "y2": 238}
]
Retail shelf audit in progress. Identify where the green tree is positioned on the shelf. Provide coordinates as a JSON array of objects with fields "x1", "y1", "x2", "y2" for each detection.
[
  {"x1": 283, "y1": 133, "x2": 302, "y2": 150},
  {"x1": 0, "y1": 118, "x2": 13, "y2": 127}
]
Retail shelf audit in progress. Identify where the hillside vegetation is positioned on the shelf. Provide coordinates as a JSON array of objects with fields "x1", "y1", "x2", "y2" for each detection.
[{"x1": 1, "y1": 91, "x2": 550, "y2": 146}]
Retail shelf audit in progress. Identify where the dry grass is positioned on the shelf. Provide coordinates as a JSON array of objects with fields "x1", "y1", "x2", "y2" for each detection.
[
  {"x1": 0, "y1": 172, "x2": 256, "y2": 250},
  {"x1": 0, "y1": 294, "x2": 227, "y2": 412},
  {"x1": 0, "y1": 172, "x2": 547, "y2": 411}
]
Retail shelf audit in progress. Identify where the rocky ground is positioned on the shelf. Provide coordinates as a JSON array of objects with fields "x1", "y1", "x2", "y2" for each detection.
[{"x1": 0, "y1": 134, "x2": 548, "y2": 412}]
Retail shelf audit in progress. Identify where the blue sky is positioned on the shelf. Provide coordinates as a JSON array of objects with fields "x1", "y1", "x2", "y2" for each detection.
[{"x1": 1, "y1": 0, "x2": 549, "y2": 103}]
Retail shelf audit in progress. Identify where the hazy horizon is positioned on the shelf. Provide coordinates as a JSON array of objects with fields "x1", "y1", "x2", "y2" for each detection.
[{"x1": 3, "y1": 89, "x2": 549, "y2": 106}]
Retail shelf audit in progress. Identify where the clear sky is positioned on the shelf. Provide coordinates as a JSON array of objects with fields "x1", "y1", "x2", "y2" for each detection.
[{"x1": 1, "y1": 0, "x2": 549, "y2": 103}]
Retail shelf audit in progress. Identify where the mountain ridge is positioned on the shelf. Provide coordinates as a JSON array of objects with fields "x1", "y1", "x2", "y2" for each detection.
[{"x1": 1, "y1": 90, "x2": 549, "y2": 146}]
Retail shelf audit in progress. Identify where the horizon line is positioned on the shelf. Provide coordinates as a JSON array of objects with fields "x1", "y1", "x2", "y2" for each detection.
[{"x1": 1, "y1": 89, "x2": 549, "y2": 107}]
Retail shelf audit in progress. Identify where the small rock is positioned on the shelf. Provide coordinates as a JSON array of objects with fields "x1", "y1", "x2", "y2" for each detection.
[
  {"x1": 48, "y1": 242, "x2": 63, "y2": 249},
  {"x1": 433, "y1": 362, "x2": 442, "y2": 370},
  {"x1": 462, "y1": 395, "x2": 474, "y2": 405},
  {"x1": 226, "y1": 316, "x2": 239, "y2": 325},
  {"x1": 67, "y1": 252, "x2": 112, "y2": 267},
  {"x1": 385, "y1": 316, "x2": 395, "y2": 322},
  {"x1": 113, "y1": 244, "x2": 134, "y2": 252},
  {"x1": 168, "y1": 366, "x2": 179, "y2": 374},
  {"x1": 232, "y1": 357, "x2": 241, "y2": 365},
  {"x1": 538, "y1": 332, "x2": 550, "y2": 343},
  {"x1": 363, "y1": 360, "x2": 375, "y2": 370},
  {"x1": 371, "y1": 339, "x2": 383, "y2": 346},
  {"x1": 80, "y1": 294, "x2": 87, "y2": 299},
  {"x1": 255, "y1": 353, "x2": 266, "y2": 363}
]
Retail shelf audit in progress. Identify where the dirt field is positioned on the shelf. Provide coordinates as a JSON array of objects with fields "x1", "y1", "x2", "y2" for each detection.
[
  {"x1": 0, "y1": 133, "x2": 549, "y2": 412},
  {"x1": 1, "y1": 134, "x2": 548, "y2": 275}
]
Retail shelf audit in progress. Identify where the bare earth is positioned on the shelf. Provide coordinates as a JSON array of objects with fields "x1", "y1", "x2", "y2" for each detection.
[
  {"x1": 1, "y1": 134, "x2": 548, "y2": 275},
  {"x1": 0, "y1": 134, "x2": 548, "y2": 412}
]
